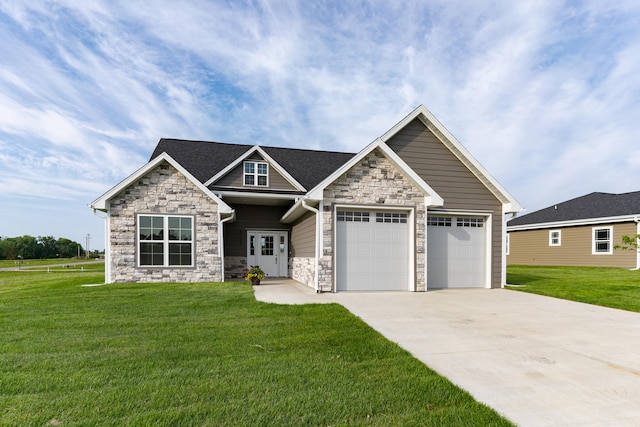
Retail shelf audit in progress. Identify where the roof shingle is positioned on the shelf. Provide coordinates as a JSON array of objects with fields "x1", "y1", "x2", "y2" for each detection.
[
  {"x1": 150, "y1": 138, "x2": 355, "y2": 190},
  {"x1": 508, "y1": 191, "x2": 640, "y2": 226}
]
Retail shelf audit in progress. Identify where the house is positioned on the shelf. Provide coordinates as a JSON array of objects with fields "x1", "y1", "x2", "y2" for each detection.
[
  {"x1": 90, "y1": 105, "x2": 522, "y2": 291},
  {"x1": 507, "y1": 191, "x2": 640, "y2": 269}
]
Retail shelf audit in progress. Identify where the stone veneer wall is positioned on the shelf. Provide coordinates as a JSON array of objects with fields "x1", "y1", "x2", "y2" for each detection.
[
  {"x1": 320, "y1": 149, "x2": 427, "y2": 291},
  {"x1": 224, "y1": 256, "x2": 247, "y2": 280},
  {"x1": 108, "y1": 162, "x2": 222, "y2": 283},
  {"x1": 290, "y1": 257, "x2": 315, "y2": 287}
]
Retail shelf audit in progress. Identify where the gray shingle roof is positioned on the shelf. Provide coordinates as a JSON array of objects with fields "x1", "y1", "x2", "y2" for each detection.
[
  {"x1": 508, "y1": 191, "x2": 640, "y2": 226},
  {"x1": 150, "y1": 138, "x2": 355, "y2": 190}
]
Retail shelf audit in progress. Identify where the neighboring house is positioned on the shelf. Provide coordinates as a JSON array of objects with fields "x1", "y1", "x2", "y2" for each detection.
[
  {"x1": 507, "y1": 191, "x2": 640, "y2": 269},
  {"x1": 90, "y1": 105, "x2": 522, "y2": 291}
]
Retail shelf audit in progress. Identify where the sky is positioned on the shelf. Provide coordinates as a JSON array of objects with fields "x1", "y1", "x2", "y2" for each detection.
[{"x1": 1, "y1": 0, "x2": 639, "y2": 252}]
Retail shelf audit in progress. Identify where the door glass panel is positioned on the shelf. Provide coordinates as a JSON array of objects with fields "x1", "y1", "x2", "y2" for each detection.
[{"x1": 261, "y1": 236, "x2": 274, "y2": 256}]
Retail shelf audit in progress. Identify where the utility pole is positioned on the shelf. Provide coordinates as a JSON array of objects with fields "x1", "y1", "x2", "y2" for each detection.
[{"x1": 86, "y1": 234, "x2": 91, "y2": 259}]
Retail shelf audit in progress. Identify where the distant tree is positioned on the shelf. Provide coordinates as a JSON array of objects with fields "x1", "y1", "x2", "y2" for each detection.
[
  {"x1": 57, "y1": 238, "x2": 83, "y2": 258},
  {"x1": 614, "y1": 234, "x2": 640, "y2": 252},
  {"x1": 0, "y1": 235, "x2": 85, "y2": 260},
  {"x1": 0, "y1": 238, "x2": 18, "y2": 260},
  {"x1": 38, "y1": 236, "x2": 59, "y2": 258},
  {"x1": 15, "y1": 235, "x2": 40, "y2": 259}
]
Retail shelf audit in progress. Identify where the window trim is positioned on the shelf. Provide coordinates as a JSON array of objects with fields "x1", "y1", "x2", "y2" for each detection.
[
  {"x1": 243, "y1": 160, "x2": 269, "y2": 187},
  {"x1": 137, "y1": 214, "x2": 195, "y2": 267},
  {"x1": 592, "y1": 226, "x2": 613, "y2": 255},
  {"x1": 549, "y1": 230, "x2": 561, "y2": 246}
]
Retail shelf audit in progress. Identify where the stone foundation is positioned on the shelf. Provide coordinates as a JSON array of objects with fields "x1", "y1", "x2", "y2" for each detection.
[
  {"x1": 290, "y1": 257, "x2": 315, "y2": 288},
  {"x1": 225, "y1": 256, "x2": 247, "y2": 280}
]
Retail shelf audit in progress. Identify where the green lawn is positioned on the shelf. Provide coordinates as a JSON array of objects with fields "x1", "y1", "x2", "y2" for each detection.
[
  {"x1": 0, "y1": 258, "x2": 100, "y2": 269},
  {"x1": 507, "y1": 265, "x2": 640, "y2": 313},
  {"x1": 0, "y1": 267, "x2": 511, "y2": 426}
]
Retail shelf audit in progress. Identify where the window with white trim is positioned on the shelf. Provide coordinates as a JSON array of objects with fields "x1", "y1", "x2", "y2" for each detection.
[
  {"x1": 427, "y1": 216, "x2": 451, "y2": 227},
  {"x1": 549, "y1": 230, "x2": 561, "y2": 246},
  {"x1": 376, "y1": 212, "x2": 407, "y2": 223},
  {"x1": 592, "y1": 226, "x2": 612, "y2": 254},
  {"x1": 138, "y1": 215, "x2": 193, "y2": 266},
  {"x1": 337, "y1": 211, "x2": 370, "y2": 222},
  {"x1": 244, "y1": 161, "x2": 268, "y2": 187},
  {"x1": 457, "y1": 217, "x2": 484, "y2": 228}
]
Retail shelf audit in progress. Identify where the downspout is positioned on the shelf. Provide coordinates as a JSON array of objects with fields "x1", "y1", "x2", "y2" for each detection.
[
  {"x1": 91, "y1": 208, "x2": 109, "y2": 283},
  {"x1": 635, "y1": 217, "x2": 640, "y2": 270},
  {"x1": 301, "y1": 199, "x2": 321, "y2": 293},
  {"x1": 218, "y1": 210, "x2": 236, "y2": 281}
]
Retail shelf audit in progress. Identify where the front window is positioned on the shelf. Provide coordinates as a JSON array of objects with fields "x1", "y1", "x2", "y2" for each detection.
[
  {"x1": 549, "y1": 230, "x2": 561, "y2": 246},
  {"x1": 244, "y1": 161, "x2": 268, "y2": 187},
  {"x1": 592, "y1": 227, "x2": 612, "y2": 254},
  {"x1": 138, "y1": 215, "x2": 193, "y2": 266}
]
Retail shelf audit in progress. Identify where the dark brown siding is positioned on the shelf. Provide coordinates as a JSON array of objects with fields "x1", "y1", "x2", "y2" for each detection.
[
  {"x1": 214, "y1": 160, "x2": 298, "y2": 190},
  {"x1": 223, "y1": 204, "x2": 291, "y2": 256},
  {"x1": 291, "y1": 211, "x2": 316, "y2": 257},
  {"x1": 386, "y1": 118, "x2": 505, "y2": 287},
  {"x1": 508, "y1": 222, "x2": 637, "y2": 268}
]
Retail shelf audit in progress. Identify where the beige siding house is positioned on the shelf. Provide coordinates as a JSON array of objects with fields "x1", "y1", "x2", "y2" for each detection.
[
  {"x1": 91, "y1": 105, "x2": 522, "y2": 290},
  {"x1": 507, "y1": 192, "x2": 640, "y2": 269}
]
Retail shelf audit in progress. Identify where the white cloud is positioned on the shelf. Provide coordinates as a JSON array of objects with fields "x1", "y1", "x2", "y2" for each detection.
[{"x1": 0, "y1": 0, "x2": 639, "y2": 249}]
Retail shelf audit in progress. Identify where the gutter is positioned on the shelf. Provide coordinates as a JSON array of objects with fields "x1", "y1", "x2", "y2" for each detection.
[
  {"x1": 218, "y1": 210, "x2": 236, "y2": 281},
  {"x1": 301, "y1": 199, "x2": 321, "y2": 293}
]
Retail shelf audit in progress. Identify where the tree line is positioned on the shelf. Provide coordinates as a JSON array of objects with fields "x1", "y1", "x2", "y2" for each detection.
[{"x1": 0, "y1": 235, "x2": 92, "y2": 260}]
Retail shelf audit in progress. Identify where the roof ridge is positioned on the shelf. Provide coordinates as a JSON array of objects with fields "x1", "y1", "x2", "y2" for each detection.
[{"x1": 157, "y1": 138, "x2": 355, "y2": 155}]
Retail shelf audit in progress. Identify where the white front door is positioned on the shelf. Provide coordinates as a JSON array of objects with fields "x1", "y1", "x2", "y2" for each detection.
[{"x1": 247, "y1": 231, "x2": 288, "y2": 277}]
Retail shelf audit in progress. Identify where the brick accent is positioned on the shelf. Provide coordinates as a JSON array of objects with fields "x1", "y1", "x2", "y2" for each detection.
[
  {"x1": 321, "y1": 148, "x2": 427, "y2": 291},
  {"x1": 107, "y1": 162, "x2": 222, "y2": 283}
]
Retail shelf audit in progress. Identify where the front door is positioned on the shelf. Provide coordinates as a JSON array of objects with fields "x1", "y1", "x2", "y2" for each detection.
[{"x1": 247, "y1": 231, "x2": 288, "y2": 277}]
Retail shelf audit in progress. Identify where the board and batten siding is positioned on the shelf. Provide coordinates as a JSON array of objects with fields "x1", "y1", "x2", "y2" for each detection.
[
  {"x1": 290, "y1": 211, "x2": 316, "y2": 257},
  {"x1": 386, "y1": 118, "x2": 504, "y2": 288},
  {"x1": 213, "y1": 158, "x2": 298, "y2": 191},
  {"x1": 507, "y1": 222, "x2": 637, "y2": 268}
]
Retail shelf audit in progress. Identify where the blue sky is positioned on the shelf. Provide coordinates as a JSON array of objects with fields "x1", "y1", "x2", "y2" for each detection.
[{"x1": 1, "y1": 1, "x2": 639, "y2": 251}]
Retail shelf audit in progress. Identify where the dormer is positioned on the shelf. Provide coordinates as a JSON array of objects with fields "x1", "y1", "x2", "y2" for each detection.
[{"x1": 205, "y1": 146, "x2": 306, "y2": 193}]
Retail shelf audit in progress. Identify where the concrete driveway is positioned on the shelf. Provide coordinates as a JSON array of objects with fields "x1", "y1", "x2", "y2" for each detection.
[{"x1": 254, "y1": 280, "x2": 640, "y2": 426}]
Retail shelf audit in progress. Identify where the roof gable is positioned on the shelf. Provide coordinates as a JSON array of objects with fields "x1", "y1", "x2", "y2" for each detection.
[
  {"x1": 382, "y1": 105, "x2": 522, "y2": 213},
  {"x1": 204, "y1": 145, "x2": 306, "y2": 191},
  {"x1": 306, "y1": 138, "x2": 444, "y2": 206},
  {"x1": 90, "y1": 152, "x2": 233, "y2": 213},
  {"x1": 508, "y1": 191, "x2": 640, "y2": 229},
  {"x1": 150, "y1": 139, "x2": 355, "y2": 191}
]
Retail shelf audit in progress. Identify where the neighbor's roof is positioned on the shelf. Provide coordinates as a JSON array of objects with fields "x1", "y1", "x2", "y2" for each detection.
[
  {"x1": 508, "y1": 191, "x2": 640, "y2": 229},
  {"x1": 150, "y1": 139, "x2": 356, "y2": 190}
]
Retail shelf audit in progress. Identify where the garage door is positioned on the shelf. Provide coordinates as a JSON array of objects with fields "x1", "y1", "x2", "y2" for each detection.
[
  {"x1": 336, "y1": 210, "x2": 409, "y2": 291},
  {"x1": 427, "y1": 216, "x2": 487, "y2": 288}
]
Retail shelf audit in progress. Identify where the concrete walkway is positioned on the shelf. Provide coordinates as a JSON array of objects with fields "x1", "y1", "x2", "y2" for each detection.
[{"x1": 254, "y1": 279, "x2": 640, "y2": 426}]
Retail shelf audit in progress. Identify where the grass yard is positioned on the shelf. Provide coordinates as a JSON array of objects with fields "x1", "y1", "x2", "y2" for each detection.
[
  {"x1": 0, "y1": 266, "x2": 511, "y2": 426},
  {"x1": 507, "y1": 265, "x2": 640, "y2": 313},
  {"x1": 0, "y1": 258, "x2": 100, "y2": 269}
]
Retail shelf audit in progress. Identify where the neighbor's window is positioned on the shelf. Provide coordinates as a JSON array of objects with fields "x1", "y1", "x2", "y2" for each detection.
[
  {"x1": 244, "y1": 161, "x2": 268, "y2": 187},
  {"x1": 138, "y1": 215, "x2": 193, "y2": 266},
  {"x1": 549, "y1": 230, "x2": 561, "y2": 246},
  {"x1": 592, "y1": 226, "x2": 612, "y2": 254}
]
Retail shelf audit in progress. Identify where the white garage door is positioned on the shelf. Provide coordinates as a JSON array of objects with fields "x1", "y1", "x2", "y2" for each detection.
[
  {"x1": 427, "y1": 216, "x2": 487, "y2": 288},
  {"x1": 336, "y1": 210, "x2": 409, "y2": 291}
]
